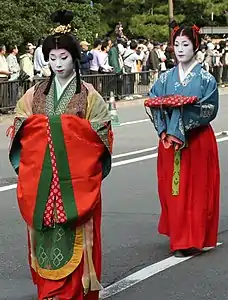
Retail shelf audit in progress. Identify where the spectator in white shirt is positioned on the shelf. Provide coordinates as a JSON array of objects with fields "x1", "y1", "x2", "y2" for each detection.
[
  {"x1": 34, "y1": 38, "x2": 50, "y2": 77},
  {"x1": 0, "y1": 45, "x2": 10, "y2": 80},
  {"x1": 6, "y1": 45, "x2": 20, "y2": 106},
  {"x1": 7, "y1": 45, "x2": 20, "y2": 81},
  {"x1": 0, "y1": 45, "x2": 11, "y2": 111},
  {"x1": 99, "y1": 41, "x2": 113, "y2": 73},
  {"x1": 90, "y1": 39, "x2": 103, "y2": 74},
  {"x1": 123, "y1": 40, "x2": 144, "y2": 73},
  {"x1": 123, "y1": 40, "x2": 144, "y2": 98}
]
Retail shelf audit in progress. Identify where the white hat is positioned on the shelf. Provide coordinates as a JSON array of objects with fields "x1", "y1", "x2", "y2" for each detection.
[
  {"x1": 80, "y1": 41, "x2": 90, "y2": 46},
  {"x1": 27, "y1": 43, "x2": 36, "y2": 50}
]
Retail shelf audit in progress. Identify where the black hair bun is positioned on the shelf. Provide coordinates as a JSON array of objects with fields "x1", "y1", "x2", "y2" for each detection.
[
  {"x1": 51, "y1": 10, "x2": 74, "y2": 26},
  {"x1": 194, "y1": 18, "x2": 206, "y2": 29},
  {"x1": 169, "y1": 20, "x2": 178, "y2": 29}
]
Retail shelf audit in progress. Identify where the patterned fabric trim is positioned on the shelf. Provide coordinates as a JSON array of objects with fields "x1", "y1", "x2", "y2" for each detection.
[
  {"x1": 30, "y1": 226, "x2": 83, "y2": 280},
  {"x1": 185, "y1": 119, "x2": 201, "y2": 131},
  {"x1": 200, "y1": 103, "x2": 215, "y2": 119},
  {"x1": 172, "y1": 150, "x2": 181, "y2": 196},
  {"x1": 45, "y1": 77, "x2": 77, "y2": 116},
  {"x1": 32, "y1": 78, "x2": 88, "y2": 118},
  {"x1": 90, "y1": 121, "x2": 112, "y2": 152},
  {"x1": 90, "y1": 121, "x2": 113, "y2": 179},
  {"x1": 8, "y1": 117, "x2": 27, "y2": 172},
  {"x1": 43, "y1": 118, "x2": 67, "y2": 227}
]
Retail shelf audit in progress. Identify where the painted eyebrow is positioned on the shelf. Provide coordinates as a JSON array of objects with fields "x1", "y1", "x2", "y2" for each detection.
[
  {"x1": 175, "y1": 40, "x2": 189, "y2": 43},
  {"x1": 50, "y1": 52, "x2": 67, "y2": 56}
]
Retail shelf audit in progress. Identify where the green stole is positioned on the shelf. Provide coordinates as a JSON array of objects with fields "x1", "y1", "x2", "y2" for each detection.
[{"x1": 35, "y1": 76, "x2": 80, "y2": 271}]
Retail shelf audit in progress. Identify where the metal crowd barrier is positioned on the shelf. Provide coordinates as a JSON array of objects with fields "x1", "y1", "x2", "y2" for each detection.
[
  {"x1": 0, "y1": 71, "x2": 156, "y2": 112},
  {"x1": 1, "y1": 66, "x2": 228, "y2": 113}
]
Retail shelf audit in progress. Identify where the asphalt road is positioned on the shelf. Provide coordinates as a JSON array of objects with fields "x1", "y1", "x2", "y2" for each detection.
[{"x1": 0, "y1": 91, "x2": 228, "y2": 299}]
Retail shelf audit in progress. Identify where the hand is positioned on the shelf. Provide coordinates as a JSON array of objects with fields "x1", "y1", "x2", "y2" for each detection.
[{"x1": 160, "y1": 132, "x2": 183, "y2": 150}]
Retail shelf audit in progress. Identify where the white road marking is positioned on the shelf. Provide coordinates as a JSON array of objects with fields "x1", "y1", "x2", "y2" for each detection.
[
  {"x1": 113, "y1": 153, "x2": 158, "y2": 167},
  {"x1": 99, "y1": 243, "x2": 222, "y2": 299},
  {"x1": 113, "y1": 146, "x2": 158, "y2": 159},
  {"x1": 112, "y1": 136, "x2": 228, "y2": 168},
  {"x1": 120, "y1": 119, "x2": 149, "y2": 126},
  {"x1": 112, "y1": 131, "x2": 227, "y2": 160},
  {"x1": 0, "y1": 184, "x2": 17, "y2": 192},
  {"x1": 215, "y1": 131, "x2": 228, "y2": 137},
  {"x1": 216, "y1": 136, "x2": 228, "y2": 142},
  {"x1": 1, "y1": 133, "x2": 228, "y2": 193}
]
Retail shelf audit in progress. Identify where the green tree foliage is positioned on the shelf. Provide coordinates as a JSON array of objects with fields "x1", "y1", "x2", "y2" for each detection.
[
  {"x1": 0, "y1": 0, "x2": 105, "y2": 47},
  {"x1": 101, "y1": 0, "x2": 228, "y2": 40},
  {"x1": 175, "y1": 0, "x2": 228, "y2": 26},
  {"x1": 0, "y1": 0, "x2": 227, "y2": 48}
]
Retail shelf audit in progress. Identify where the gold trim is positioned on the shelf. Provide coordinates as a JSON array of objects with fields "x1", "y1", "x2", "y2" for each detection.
[
  {"x1": 50, "y1": 24, "x2": 72, "y2": 35},
  {"x1": 30, "y1": 226, "x2": 83, "y2": 280}
]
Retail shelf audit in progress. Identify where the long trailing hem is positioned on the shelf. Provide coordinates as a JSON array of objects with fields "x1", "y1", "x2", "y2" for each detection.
[
  {"x1": 18, "y1": 115, "x2": 105, "y2": 299},
  {"x1": 8, "y1": 81, "x2": 113, "y2": 300},
  {"x1": 157, "y1": 125, "x2": 220, "y2": 252},
  {"x1": 28, "y1": 200, "x2": 102, "y2": 300}
]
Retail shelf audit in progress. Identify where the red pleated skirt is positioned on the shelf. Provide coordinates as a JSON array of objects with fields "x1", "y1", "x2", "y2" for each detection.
[
  {"x1": 157, "y1": 125, "x2": 220, "y2": 252},
  {"x1": 29, "y1": 201, "x2": 102, "y2": 300}
]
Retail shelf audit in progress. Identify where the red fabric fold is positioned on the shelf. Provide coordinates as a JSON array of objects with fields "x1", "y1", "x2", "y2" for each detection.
[{"x1": 157, "y1": 125, "x2": 220, "y2": 251}]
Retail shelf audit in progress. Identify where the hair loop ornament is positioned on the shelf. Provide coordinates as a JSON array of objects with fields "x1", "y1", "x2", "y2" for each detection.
[
  {"x1": 192, "y1": 24, "x2": 200, "y2": 50},
  {"x1": 171, "y1": 25, "x2": 180, "y2": 46},
  {"x1": 192, "y1": 24, "x2": 200, "y2": 33},
  {"x1": 173, "y1": 25, "x2": 180, "y2": 34}
]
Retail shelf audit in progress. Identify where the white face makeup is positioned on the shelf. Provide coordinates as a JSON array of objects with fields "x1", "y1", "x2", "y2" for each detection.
[
  {"x1": 174, "y1": 35, "x2": 194, "y2": 63},
  {"x1": 49, "y1": 49, "x2": 74, "y2": 80}
]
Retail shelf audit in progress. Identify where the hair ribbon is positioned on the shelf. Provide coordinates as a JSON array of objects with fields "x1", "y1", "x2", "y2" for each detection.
[{"x1": 192, "y1": 24, "x2": 200, "y2": 49}]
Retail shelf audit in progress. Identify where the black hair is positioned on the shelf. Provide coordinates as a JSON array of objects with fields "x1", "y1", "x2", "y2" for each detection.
[
  {"x1": 38, "y1": 38, "x2": 45, "y2": 47},
  {"x1": 199, "y1": 44, "x2": 207, "y2": 51},
  {"x1": 170, "y1": 21, "x2": 201, "y2": 51},
  {"x1": 219, "y1": 40, "x2": 226, "y2": 49},
  {"x1": 130, "y1": 40, "x2": 138, "y2": 50},
  {"x1": 153, "y1": 41, "x2": 160, "y2": 47},
  {"x1": 138, "y1": 39, "x2": 145, "y2": 44},
  {"x1": 104, "y1": 36, "x2": 111, "y2": 42},
  {"x1": 93, "y1": 39, "x2": 102, "y2": 49},
  {"x1": 101, "y1": 40, "x2": 109, "y2": 51},
  {"x1": 117, "y1": 37, "x2": 127, "y2": 47},
  {"x1": 43, "y1": 34, "x2": 81, "y2": 62},
  {"x1": 42, "y1": 10, "x2": 81, "y2": 95},
  {"x1": 8, "y1": 45, "x2": 17, "y2": 53}
]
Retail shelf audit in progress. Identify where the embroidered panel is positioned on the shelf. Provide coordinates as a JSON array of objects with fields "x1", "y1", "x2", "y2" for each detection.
[
  {"x1": 32, "y1": 79, "x2": 88, "y2": 117},
  {"x1": 200, "y1": 103, "x2": 215, "y2": 118},
  {"x1": 184, "y1": 118, "x2": 201, "y2": 131}
]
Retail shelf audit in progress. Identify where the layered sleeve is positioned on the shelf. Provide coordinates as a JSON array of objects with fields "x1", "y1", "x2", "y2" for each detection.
[
  {"x1": 148, "y1": 73, "x2": 170, "y2": 136},
  {"x1": 167, "y1": 72, "x2": 218, "y2": 145},
  {"x1": 86, "y1": 87, "x2": 113, "y2": 179},
  {"x1": 8, "y1": 87, "x2": 34, "y2": 173},
  {"x1": 183, "y1": 75, "x2": 218, "y2": 130}
]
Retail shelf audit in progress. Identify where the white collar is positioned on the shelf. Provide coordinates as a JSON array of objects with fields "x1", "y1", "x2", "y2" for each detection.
[
  {"x1": 54, "y1": 72, "x2": 76, "y2": 100},
  {"x1": 178, "y1": 60, "x2": 198, "y2": 83}
]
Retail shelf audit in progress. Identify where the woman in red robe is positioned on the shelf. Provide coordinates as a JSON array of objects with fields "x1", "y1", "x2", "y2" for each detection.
[
  {"x1": 145, "y1": 21, "x2": 220, "y2": 257},
  {"x1": 8, "y1": 10, "x2": 113, "y2": 299}
]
